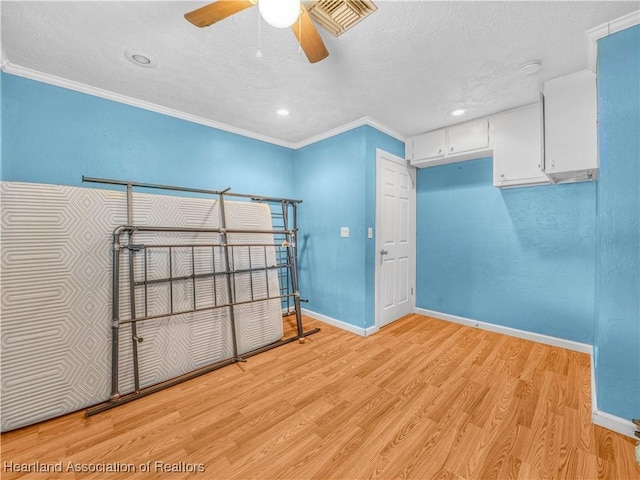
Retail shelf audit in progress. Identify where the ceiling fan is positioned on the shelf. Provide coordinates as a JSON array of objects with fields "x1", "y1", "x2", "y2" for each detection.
[{"x1": 185, "y1": 0, "x2": 378, "y2": 64}]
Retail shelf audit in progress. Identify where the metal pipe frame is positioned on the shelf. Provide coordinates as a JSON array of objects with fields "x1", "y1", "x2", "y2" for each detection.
[
  {"x1": 118, "y1": 293, "x2": 301, "y2": 325},
  {"x1": 135, "y1": 242, "x2": 289, "y2": 249},
  {"x1": 127, "y1": 241, "x2": 142, "y2": 392},
  {"x1": 87, "y1": 177, "x2": 318, "y2": 416},
  {"x1": 109, "y1": 230, "x2": 122, "y2": 400},
  {"x1": 132, "y1": 262, "x2": 290, "y2": 287},
  {"x1": 115, "y1": 232, "x2": 302, "y2": 325},
  {"x1": 285, "y1": 202, "x2": 305, "y2": 338},
  {"x1": 82, "y1": 175, "x2": 302, "y2": 204},
  {"x1": 127, "y1": 225, "x2": 293, "y2": 235},
  {"x1": 218, "y1": 192, "x2": 243, "y2": 363}
]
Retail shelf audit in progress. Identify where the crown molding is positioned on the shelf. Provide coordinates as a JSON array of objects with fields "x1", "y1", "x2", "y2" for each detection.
[
  {"x1": 1, "y1": 61, "x2": 406, "y2": 151},
  {"x1": 586, "y1": 9, "x2": 640, "y2": 71},
  {"x1": 363, "y1": 117, "x2": 406, "y2": 143},
  {"x1": 1, "y1": 61, "x2": 296, "y2": 149},
  {"x1": 292, "y1": 116, "x2": 405, "y2": 149}
]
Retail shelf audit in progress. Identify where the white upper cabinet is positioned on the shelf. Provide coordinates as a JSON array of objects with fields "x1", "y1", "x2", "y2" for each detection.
[
  {"x1": 542, "y1": 69, "x2": 598, "y2": 183},
  {"x1": 493, "y1": 103, "x2": 549, "y2": 188},
  {"x1": 447, "y1": 118, "x2": 490, "y2": 155},
  {"x1": 412, "y1": 129, "x2": 445, "y2": 162},
  {"x1": 408, "y1": 118, "x2": 492, "y2": 168},
  {"x1": 408, "y1": 71, "x2": 597, "y2": 185},
  {"x1": 493, "y1": 71, "x2": 598, "y2": 188}
]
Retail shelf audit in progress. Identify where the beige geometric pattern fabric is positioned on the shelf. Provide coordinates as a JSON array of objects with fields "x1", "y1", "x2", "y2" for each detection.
[{"x1": 0, "y1": 182, "x2": 282, "y2": 432}]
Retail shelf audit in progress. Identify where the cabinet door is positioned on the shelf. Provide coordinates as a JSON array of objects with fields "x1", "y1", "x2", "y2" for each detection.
[
  {"x1": 493, "y1": 104, "x2": 549, "y2": 188},
  {"x1": 447, "y1": 118, "x2": 489, "y2": 155},
  {"x1": 544, "y1": 69, "x2": 597, "y2": 174},
  {"x1": 412, "y1": 129, "x2": 445, "y2": 161}
]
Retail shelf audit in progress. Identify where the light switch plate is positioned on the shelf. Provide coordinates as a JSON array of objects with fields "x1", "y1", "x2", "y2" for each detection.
[
  {"x1": 341, "y1": 227, "x2": 349, "y2": 238},
  {"x1": 368, "y1": 227, "x2": 373, "y2": 239}
]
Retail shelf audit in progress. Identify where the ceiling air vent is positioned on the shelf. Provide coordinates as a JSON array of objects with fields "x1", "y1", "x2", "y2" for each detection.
[{"x1": 304, "y1": 0, "x2": 377, "y2": 37}]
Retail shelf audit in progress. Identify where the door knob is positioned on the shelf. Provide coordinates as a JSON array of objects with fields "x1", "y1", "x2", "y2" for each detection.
[{"x1": 380, "y1": 249, "x2": 389, "y2": 255}]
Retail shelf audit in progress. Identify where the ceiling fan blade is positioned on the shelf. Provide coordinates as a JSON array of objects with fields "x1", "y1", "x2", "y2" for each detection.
[
  {"x1": 185, "y1": 1, "x2": 256, "y2": 28},
  {"x1": 292, "y1": 4, "x2": 329, "y2": 63}
]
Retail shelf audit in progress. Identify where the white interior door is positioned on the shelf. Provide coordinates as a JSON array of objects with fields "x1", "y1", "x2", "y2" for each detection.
[{"x1": 375, "y1": 149, "x2": 416, "y2": 328}]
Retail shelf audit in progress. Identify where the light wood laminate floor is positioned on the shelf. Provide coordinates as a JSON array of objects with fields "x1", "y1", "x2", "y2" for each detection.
[{"x1": 1, "y1": 314, "x2": 639, "y2": 479}]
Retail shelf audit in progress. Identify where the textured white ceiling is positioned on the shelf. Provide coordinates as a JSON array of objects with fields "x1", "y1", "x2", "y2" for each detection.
[{"x1": 1, "y1": 1, "x2": 637, "y2": 144}]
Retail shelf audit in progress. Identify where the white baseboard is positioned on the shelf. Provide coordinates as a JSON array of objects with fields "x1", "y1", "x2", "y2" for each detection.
[
  {"x1": 589, "y1": 348, "x2": 637, "y2": 439},
  {"x1": 364, "y1": 324, "x2": 380, "y2": 336},
  {"x1": 592, "y1": 410, "x2": 637, "y2": 439},
  {"x1": 301, "y1": 308, "x2": 378, "y2": 337},
  {"x1": 590, "y1": 357, "x2": 598, "y2": 413},
  {"x1": 416, "y1": 308, "x2": 638, "y2": 440},
  {"x1": 415, "y1": 308, "x2": 592, "y2": 354}
]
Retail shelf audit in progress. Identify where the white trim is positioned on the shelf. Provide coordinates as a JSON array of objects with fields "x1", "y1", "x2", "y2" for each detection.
[
  {"x1": 294, "y1": 117, "x2": 368, "y2": 149},
  {"x1": 592, "y1": 410, "x2": 637, "y2": 440},
  {"x1": 415, "y1": 308, "x2": 593, "y2": 354},
  {"x1": 590, "y1": 356, "x2": 598, "y2": 413},
  {"x1": 586, "y1": 10, "x2": 640, "y2": 71},
  {"x1": 376, "y1": 147, "x2": 407, "y2": 167},
  {"x1": 292, "y1": 117, "x2": 406, "y2": 149},
  {"x1": 1, "y1": 61, "x2": 295, "y2": 149},
  {"x1": 301, "y1": 308, "x2": 378, "y2": 337},
  {"x1": 366, "y1": 118, "x2": 406, "y2": 144},
  {"x1": 364, "y1": 324, "x2": 380, "y2": 336},
  {"x1": 0, "y1": 61, "x2": 405, "y2": 150},
  {"x1": 589, "y1": 347, "x2": 637, "y2": 440}
]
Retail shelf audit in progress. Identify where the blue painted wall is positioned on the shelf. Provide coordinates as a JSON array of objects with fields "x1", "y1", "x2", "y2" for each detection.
[
  {"x1": 294, "y1": 125, "x2": 404, "y2": 329},
  {"x1": 594, "y1": 25, "x2": 640, "y2": 419},
  {"x1": 295, "y1": 127, "x2": 368, "y2": 327},
  {"x1": 416, "y1": 158, "x2": 596, "y2": 344},
  {"x1": 0, "y1": 73, "x2": 295, "y2": 198}
]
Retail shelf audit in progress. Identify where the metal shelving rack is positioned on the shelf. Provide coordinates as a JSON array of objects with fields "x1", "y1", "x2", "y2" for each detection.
[{"x1": 83, "y1": 176, "x2": 319, "y2": 415}]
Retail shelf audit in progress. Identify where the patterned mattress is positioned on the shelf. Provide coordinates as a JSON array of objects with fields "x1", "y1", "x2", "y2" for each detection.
[{"x1": 0, "y1": 182, "x2": 283, "y2": 432}]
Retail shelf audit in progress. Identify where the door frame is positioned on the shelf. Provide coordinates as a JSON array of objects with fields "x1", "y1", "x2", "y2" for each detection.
[{"x1": 374, "y1": 148, "x2": 417, "y2": 329}]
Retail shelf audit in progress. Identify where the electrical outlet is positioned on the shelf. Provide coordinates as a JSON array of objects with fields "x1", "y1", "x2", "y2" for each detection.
[{"x1": 340, "y1": 227, "x2": 349, "y2": 238}]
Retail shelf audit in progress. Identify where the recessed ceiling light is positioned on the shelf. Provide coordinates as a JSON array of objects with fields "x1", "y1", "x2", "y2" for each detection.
[
  {"x1": 277, "y1": 108, "x2": 290, "y2": 116},
  {"x1": 124, "y1": 49, "x2": 157, "y2": 68},
  {"x1": 132, "y1": 54, "x2": 151, "y2": 65},
  {"x1": 450, "y1": 108, "x2": 467, "y2": 117},
  {"x1": 520, "y1": 61, "x2": 541, "y2": 76}
]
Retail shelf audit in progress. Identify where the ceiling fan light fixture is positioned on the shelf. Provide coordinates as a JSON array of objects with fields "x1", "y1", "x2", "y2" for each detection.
[{"x1": 258, "y1": 0, "x2": 300, "y2": 29}]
